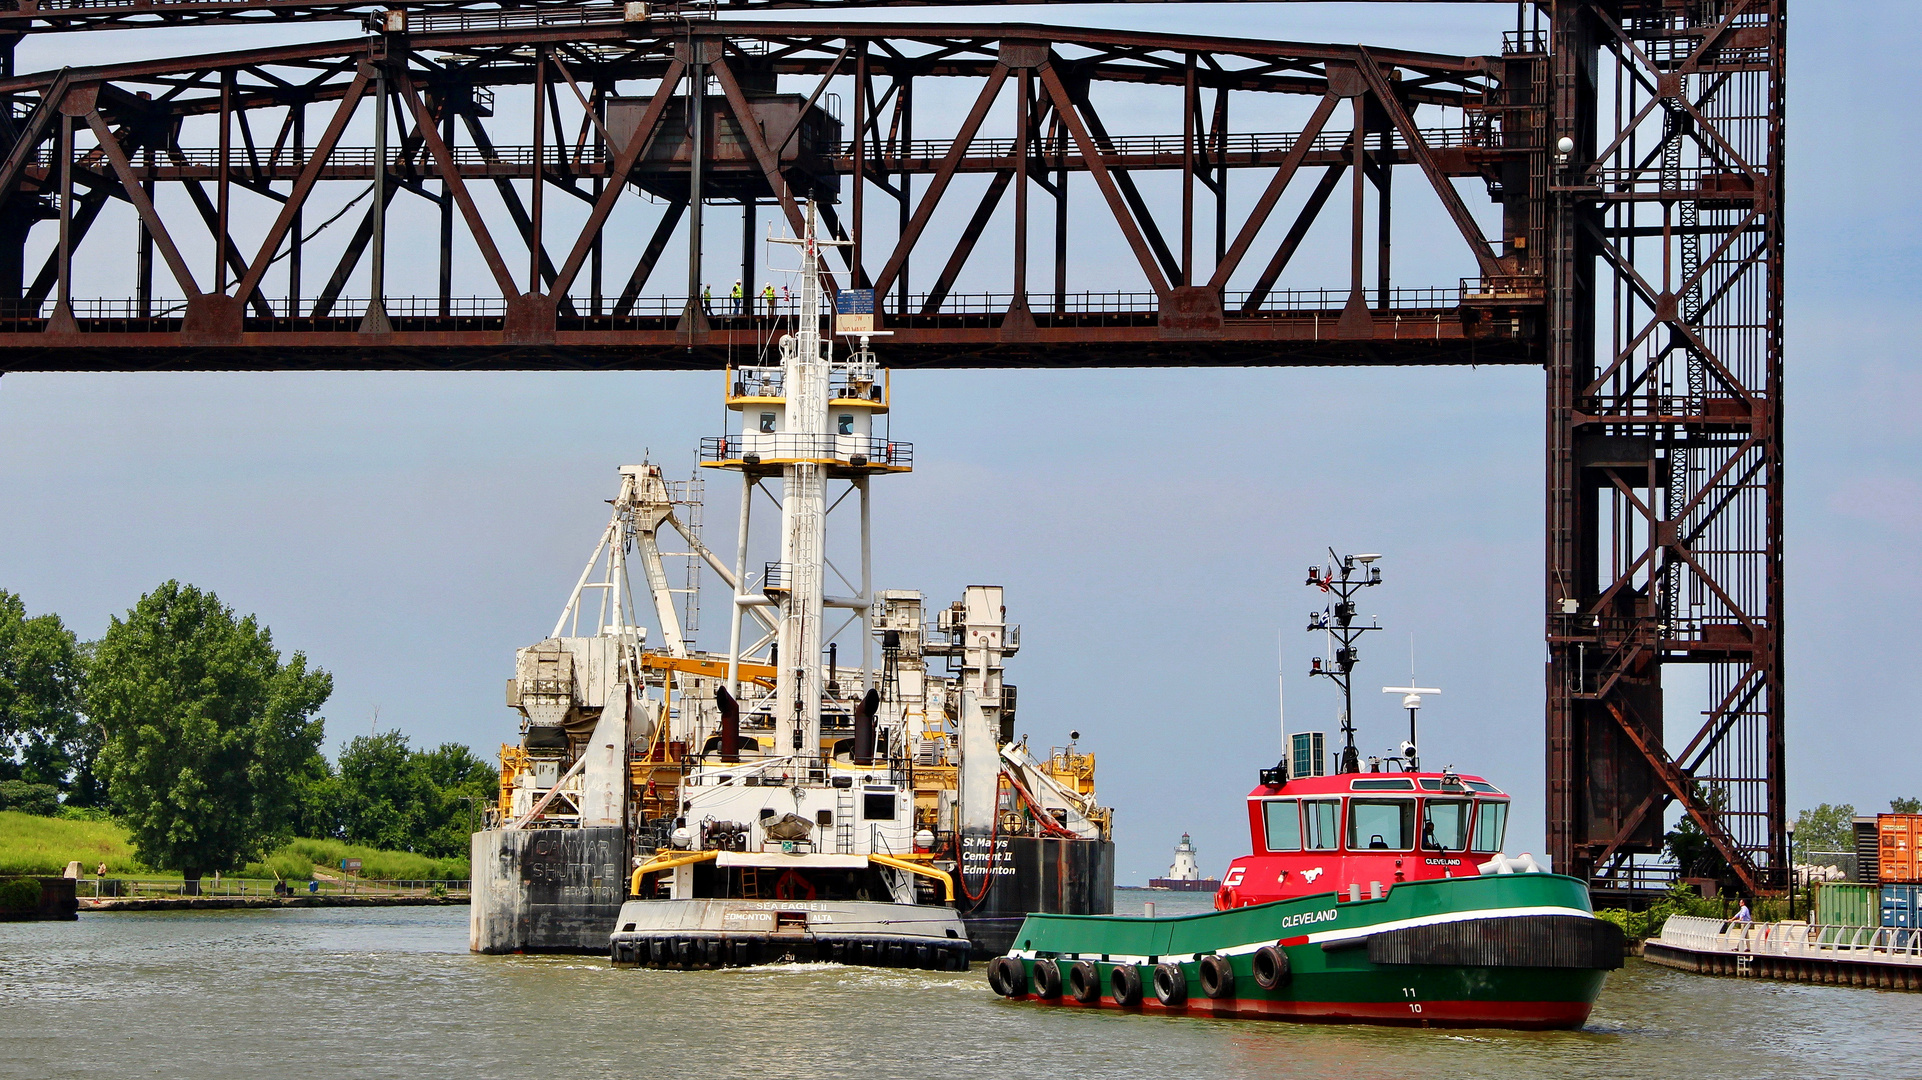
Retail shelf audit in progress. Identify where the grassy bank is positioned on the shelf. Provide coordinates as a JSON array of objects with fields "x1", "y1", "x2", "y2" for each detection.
[
  {"x1": 0, "y1": 811, "x2": 146, "y2": 876},
  {"x1": 0, "y1": 811, "x2": 469, "y2": 880},
  {"x1": 254, "y1": 838, "x2": 468, "y2": 882}
]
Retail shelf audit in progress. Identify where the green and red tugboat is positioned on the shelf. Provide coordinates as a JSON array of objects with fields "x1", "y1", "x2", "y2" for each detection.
[{"x1": 986, "y1": 552, "x2": 1624, "y2": 1029}]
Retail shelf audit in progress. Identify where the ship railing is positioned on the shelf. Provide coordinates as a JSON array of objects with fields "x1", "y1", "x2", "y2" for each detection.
[
  {"x1": 1658, "y1": 914, "x2": 1922, "y2": 965},
  {"x1": 701, "y1": 434, "x2": 912, "y2": 468}
]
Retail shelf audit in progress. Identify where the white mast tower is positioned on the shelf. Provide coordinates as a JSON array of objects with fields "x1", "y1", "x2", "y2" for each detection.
[{"x1": 705, "y1": 200, "x2": 906, "y2": 763}]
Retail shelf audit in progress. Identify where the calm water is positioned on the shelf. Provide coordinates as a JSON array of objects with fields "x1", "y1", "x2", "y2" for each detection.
[{"x1": 4, "y1": 891, "x2": 1917, "y2": 1079}]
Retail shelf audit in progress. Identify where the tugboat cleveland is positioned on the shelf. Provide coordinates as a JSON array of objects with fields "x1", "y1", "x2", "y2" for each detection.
[{"x1": 471, "y1": 204, "x2": 1114, "y2": 962}]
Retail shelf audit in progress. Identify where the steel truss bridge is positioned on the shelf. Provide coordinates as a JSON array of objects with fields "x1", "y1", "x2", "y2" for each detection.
[{"x1": 0, "y1": 0, "x2": 1785, "y2": 897}]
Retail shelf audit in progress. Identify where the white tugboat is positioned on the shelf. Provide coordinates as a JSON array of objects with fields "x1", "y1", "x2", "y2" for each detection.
[{"x1": 470, "y1": 202, "x2": 1115, "y2": 966}]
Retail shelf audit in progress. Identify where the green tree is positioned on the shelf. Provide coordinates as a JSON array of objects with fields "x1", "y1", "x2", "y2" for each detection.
[
  {"x1": 0, "y1": 590, "x2": 92, "y2": 801},
  {"x1": 90, "y1": 582, "x2": 331, "y2": 887},
  {"x1": 337, "y1": 731, "x2": 436, "y2": 852},
  {"x1": 416, "y1": 742, "x2": 497, "y2": 857},
  {"x1": 288, "y1": 752, "x2": 343, "y2": 840},
  {"x1": 1892, "y1": 797, "x2": 1921, "y2": 815},
  {"x1": 0, "y1": 778, "x2": 59, "y2": 815},
  {"x1": 1793, "y1": 802, "x2": 1857, "y2": 856},
  {"x1": 1665, "y1": 785, "x2": 1732, "y2": 880}
]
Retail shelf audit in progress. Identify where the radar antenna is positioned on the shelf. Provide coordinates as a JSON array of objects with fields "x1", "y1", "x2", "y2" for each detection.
[{"x1": 1305, "y1": 550, "x2": 1383, "y2": 774}]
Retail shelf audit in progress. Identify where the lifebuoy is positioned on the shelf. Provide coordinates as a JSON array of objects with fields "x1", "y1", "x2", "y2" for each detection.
[
  {"x1": 1199, "y1": 954, "x2": 1235, "y2": 999},
  {"x1": 1153, "y1": 962, "x2": 1188, "y2": 1006},
  {"x1": 773, "y1": 869, "x2": 816, "y2": 901},
  {"x1": 1214, "y1": 885, "x2": 1238, "y2": 911},
  {"x1": 1252, "y1": 944, "x2": 1292, "y2": 990},
  {"x1": 1110, "y1": 964, "x2": 1144, "y2": 1007}
]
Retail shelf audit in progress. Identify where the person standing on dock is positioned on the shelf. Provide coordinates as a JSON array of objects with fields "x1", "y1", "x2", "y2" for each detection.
[
  {"x1": 762, "y1": 283, "x2": 775, "y2": 316},
  {"x1": 731, "y1": 279, "x2": 744, "y2": 315},
  {"x1": 1734, "y1": 897, "x2": 1752, "y2": 925}
]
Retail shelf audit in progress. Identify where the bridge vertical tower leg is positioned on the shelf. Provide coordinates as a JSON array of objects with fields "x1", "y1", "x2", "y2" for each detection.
[
  {"x1": 1545, "y1": 0, "x2": 1599, "y2": 887},
  {"x1": 1546, "y1": 0, "x2": 1786, "y2": 898},
  {"x1": 0, "y1": 33, "x2": 24, "y2": 303}
]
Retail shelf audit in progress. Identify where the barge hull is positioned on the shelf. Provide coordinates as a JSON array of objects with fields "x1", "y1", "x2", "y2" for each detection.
[
  {"x1": 469, "y1": 826, "x2": 628, "y2": 954},
  {"x1": 963, "y1": 835, "x2": 1115, "y2": 956}
]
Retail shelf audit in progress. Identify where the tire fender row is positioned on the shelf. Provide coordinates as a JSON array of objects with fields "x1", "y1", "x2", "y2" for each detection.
[{"x1": 989, "y1": 943, "x2": 1291, "y2": 1006}]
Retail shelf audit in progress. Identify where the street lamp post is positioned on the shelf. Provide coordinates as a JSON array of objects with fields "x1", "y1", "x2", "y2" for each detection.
[{"x1": 1786, "y1": 818, "x2": 1798, "y2": 921}]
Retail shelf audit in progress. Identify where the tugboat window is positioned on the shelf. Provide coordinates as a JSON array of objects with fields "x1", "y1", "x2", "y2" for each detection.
[
  {"x1": 1472, "y1": 800, "x2": 1509, "y2": 852},
  {"x1": 1347, "y1": 799, "x2": 1415, "y2": 851},
  {"x1": 1422, "y1": 799, "x2": 1471, "y2": 851},
  {"x1": 1263, "y1": 799, "x2": 1302, "y2": 852},
  {"x1": 1301, "y1": 800, "x2": 1341, "y2": 850},
  {"x1": 863, "y1": 791, "x2": 897, "y2": 820},
  {"x1": 838, "y1": 414, "x2": 854, "y2": 435},
  {"x1": 759, "y1": 412, "x2": 777, "y2": 433}
]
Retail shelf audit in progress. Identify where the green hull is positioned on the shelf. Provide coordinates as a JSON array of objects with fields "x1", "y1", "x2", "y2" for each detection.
[{"x1": 991, "y1": 874, "x2": 1621, "y2": 1030}]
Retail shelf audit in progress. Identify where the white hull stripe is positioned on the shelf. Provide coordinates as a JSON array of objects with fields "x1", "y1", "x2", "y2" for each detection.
[{"x1": 1006, "y1": 905, "x2": 1596, "y2": 965}]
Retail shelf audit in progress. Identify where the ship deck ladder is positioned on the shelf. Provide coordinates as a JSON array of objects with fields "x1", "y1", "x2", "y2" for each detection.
[
  {"x1": 836, "y1": 786, "x2": 855, "y2": 854},
  {"x1": 739, "y1": 866, "x2": 761, "y2": 899}
]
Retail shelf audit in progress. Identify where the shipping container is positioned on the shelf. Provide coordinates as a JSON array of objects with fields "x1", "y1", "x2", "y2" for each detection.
[
  {"x1": 1817, "y1": 882, "x2": 1879, "y2": 927},
  {"x1": 1881, "y1": 884, "x2": 1921, "y2": 928},
  {"x1": 1877, "y1": 813, "x2": 1922, "y2": 883}
]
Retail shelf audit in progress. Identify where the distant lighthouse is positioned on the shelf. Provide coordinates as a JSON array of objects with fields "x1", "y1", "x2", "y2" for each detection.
[{"x1": 1148, "y1": 833, "x2": 1222, "y2": 892}]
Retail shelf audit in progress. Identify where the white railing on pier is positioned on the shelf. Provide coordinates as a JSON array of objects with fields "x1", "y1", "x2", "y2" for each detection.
[{"x1": 1657, "y1": 915, "x2": 1922, "y2": 967}]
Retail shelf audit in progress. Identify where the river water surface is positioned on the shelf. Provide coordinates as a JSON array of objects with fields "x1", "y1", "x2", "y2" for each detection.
[{"x1": 4, "y1": 893, "x2": 1916, "y2": 1079}]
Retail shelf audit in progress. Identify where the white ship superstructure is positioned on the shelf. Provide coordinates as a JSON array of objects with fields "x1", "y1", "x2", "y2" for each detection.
[{"x1": 470, "y1": 202, "x2": 1114, "y2": 963}]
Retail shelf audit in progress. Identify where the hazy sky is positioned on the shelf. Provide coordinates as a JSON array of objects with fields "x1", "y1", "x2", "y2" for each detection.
[{"x1": 2, "y1": 4, "x2": 1914, "y2": 883}]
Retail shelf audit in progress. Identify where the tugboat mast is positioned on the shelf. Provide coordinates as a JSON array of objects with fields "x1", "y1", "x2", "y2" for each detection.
[{"x1": 1306, "y1": 550, "x2": 1383, "y2": 775}]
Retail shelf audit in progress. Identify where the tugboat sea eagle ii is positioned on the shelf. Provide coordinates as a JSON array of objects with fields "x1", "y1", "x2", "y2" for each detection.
[{"x1": 987, "y1": 553, "x2": 1624, "y2": 1029}]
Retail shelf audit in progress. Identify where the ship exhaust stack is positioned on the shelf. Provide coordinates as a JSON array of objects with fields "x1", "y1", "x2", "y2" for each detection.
[
  {"x1": 852, "y1": 688, "x2": 881, "y2": 765},
  {"x1": 716, "y1": 686, "x2": 741, "y2": 763}
]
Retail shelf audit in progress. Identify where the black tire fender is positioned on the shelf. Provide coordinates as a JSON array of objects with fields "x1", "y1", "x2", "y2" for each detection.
[
  {"x1": 1033, "y1": 957, "x2": 1064, "y2": 999},
  {"x1": 1067, "y1": 960, "x2": 1102, "y2": 1004},
  {"x1": 1109, "y1": 964, "x2": 1144, "y2": 1007},
  {"x1": 1252, "y1": 944, "x2": 1292, "y2": 990},
  {"x1": 1199, "y1": 954, "x2": 1235, "y2": 999},
  {"x1": 1153, "y1": 962, "x2": 1189, "y2": 1006},
  {"x1": 987, "y1": 956, "x2": 1027, "y2": 997}
]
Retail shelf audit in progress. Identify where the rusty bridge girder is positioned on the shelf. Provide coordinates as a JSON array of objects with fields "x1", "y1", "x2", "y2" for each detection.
[{"x1": 0, "y1": 20, "x2": 1543, "y2": 368}]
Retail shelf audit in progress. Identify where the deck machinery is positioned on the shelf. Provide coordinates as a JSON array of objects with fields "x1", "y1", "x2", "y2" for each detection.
[{"x1": 471, "y1": 206, "x2": 1114, "y2": 956}]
